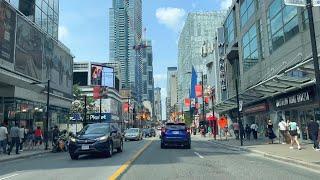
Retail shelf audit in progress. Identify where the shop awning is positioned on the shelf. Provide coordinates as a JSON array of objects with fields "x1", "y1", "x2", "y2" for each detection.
[{"x1": 215, "y1": 55, "x2": 319, "y2": 113}]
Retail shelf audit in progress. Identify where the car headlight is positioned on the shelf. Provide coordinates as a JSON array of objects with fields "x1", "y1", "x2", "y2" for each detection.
[
  {"x1": 96, "y1": 136, "x2": 108, "y2": 142},
  {"x1": 70, "y1": 137, "x2": 76, "y2": 142}
]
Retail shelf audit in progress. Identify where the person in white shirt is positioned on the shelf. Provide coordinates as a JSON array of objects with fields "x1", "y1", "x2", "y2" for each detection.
[
  {"x1": 250, "y1": 123, "x2": 259, "y2": 140},
  {"x1": 0, "y1": 123, "x2": 8, "y2": 154},
  {"x1": 19, "y1": 126, "x2": 26, "y2": 151},
  {"x1": 278, "y1": 119, "x2": 287, "y2": 144}
]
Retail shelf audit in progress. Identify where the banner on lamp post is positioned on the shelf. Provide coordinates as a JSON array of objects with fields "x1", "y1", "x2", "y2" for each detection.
[
  {"x1": 184, "y1": 98, "x2": 191, "y2": 107},
  {"x1": 195, "y1": 84, "x2": 202, "y2": 97}
]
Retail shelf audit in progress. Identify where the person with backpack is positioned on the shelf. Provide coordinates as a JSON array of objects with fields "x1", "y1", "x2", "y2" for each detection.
[{"x1": 287, "y1": 119, "x2": 301, "y2": 150}]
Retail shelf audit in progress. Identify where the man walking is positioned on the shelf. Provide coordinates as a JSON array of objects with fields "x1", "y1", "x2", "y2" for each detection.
[
  {"x1": 0, "y1": 123, "x2": 8, "y2": 154},
  {"x1": 278, "y1": 119, "x2": 287, "y2": 144},
  {"x1": 8, "y1": 122, "x2": 21, "y2": 155},
  {"x1": 251, "y1": 123, "x2": 259, "y2": 140},
  {"x1": 233, "y1": 122, "x2": 240, "y2": 140},
  {"x1": 307, "y1": 119, "x2": 319, "y2": 151},
  {"x1": 245, "y1": 124, "x2": 251, "y2": 141}
]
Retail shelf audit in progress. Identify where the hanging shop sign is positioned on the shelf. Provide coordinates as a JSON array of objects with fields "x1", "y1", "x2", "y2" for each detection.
[
  {"x1": 275, "y1": 91, "x2": 312, "y2": 108},
  {"x1": 219, "y1": 58, "x2": 227, "y2": 91},
  {"x1": 244, "y1": 103, "x2": 268, "y2": 114}
]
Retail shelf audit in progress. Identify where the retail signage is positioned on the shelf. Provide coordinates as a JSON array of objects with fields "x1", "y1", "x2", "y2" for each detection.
[
  {"x1": 244, "y1": 103, "x2": 268, "y2": 114},
  {"x1": 89, "y1": 113, "x2": 111, "y2": 121},
  {"x1": 219, "y1": 58, "x2": 227, "y2": 91},
  {"x1": 313, "y1": 0, "x2": 320, "y2": 6},
  {"x1": 276, "y1": 91, "x2": 310, "y2": 107},
  {"x1": 284, "y1": 0, "x2": 306, "y2": 6}
]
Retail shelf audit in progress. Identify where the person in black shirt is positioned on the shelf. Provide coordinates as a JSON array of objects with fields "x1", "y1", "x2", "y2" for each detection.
[{"x1": 307, "y1": 119, "x2": 319, "y2": 151}]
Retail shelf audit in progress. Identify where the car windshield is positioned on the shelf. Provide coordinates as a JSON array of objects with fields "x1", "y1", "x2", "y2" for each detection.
[
  {"x1": 79, "y1": 124, "x2": 110, "y2": 135},
  {"x1": 126, "y1": 129, "x2": 139, "y2": 133},
  {"x1": 166, "y1": 123, "x2": 186, "y2": 130}
]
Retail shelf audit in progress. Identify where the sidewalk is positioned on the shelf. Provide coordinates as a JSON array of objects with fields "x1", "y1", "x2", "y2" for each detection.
[
  {"x1": 0, "y1": 148, "x2": 50, "y2": 163},
  {"x1": 204, "y1": 135, "x2": 320, "y2": 171}
]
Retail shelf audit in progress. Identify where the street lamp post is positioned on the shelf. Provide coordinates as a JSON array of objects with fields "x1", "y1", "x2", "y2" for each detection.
[{"x1": 31, "y1": 79, "x2": 50, "y2": 150}]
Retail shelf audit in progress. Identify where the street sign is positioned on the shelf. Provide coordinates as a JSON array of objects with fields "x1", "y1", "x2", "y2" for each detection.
[
  {"x1": 284, "y1": 0, "x2": 306, "y2": 6},
  {"x1": 239, "y1": 100, "x2": 243, "y2": 112}
]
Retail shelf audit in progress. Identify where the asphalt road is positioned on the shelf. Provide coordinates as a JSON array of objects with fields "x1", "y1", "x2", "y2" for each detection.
[
  {"x1": 0, "y1": 139, "x2": 149, "y2": 180},
  {"x1": 120, "y1": 138, "x2": 320, "y2": 180}
]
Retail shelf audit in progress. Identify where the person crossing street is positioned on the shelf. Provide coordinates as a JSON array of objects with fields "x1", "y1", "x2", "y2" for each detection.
[{"x1": 8, "y1": 122, "x2": 21, "y2": 155}]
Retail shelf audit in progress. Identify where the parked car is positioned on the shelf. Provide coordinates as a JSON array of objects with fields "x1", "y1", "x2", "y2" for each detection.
[
  {"x1": 124, "y1": 128, "x2": 143, "y2": 141},
  {"x1": 68, "y1": 123, "x2": 123, "y2": 160},
  {"x1": 160, "y1": 122, "x2": 191, "y2": 149}
]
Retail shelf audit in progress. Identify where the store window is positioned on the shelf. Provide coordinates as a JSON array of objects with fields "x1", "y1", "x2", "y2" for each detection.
[
  {"x1": 268, "y1": 0, "x2": 299, "y2": 53},
  {"x1": 240, "y1": 0, "x2": 255, "y2": 28},
  {"x1": 242, "y1": 24, "x2": 259, "y2": 71}
]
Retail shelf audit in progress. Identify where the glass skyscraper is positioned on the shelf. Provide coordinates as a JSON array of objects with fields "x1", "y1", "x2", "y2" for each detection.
[
  {"x1": 109, "y1": 0, "x2": 143, "y2": 102},
  {"x1": 5, "y1": 0, "x2": 59, "y2": 39}
]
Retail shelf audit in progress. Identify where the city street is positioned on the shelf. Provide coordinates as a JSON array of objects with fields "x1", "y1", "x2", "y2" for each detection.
[
  {"x1": 1, "y1": 138, "x2": 319, "y2": 180},
  {"x1": 0, "y1": 140, "x2": 149, "y2": 180}
]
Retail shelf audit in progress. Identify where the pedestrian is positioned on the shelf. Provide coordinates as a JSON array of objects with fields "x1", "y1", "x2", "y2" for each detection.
[
  {"x1": 267, "y1": 119, "x2": 276, "y2": 144},
  {"x1": 0, "y1": 123, "x2": 8, "y2": 154},
  {"x1": 233, "y1": 122, "x2": 240, "y2": 140},
  {"x1": 19, "y1": 125, "x2": 27, "y2": 151},
  {"x1": 207, "y1": 126, "x2": 212, "y2": 137},
  {"x1": 307, "y1": 119, "x2": 319, "y2": 151},
  {"x1": 278, "y1": 119, "x2": 287, "y2": 144},
  {"x1": 287, "y1": 119, "x2": 301, "y2": 150},
  {"x1": 7, "y1": 122, "x2": 21, "y2": 155},
  {"x1": 245, "y1": 124, "x2": 251, "y2": 141},
  {"x1": 251, "y1": 123, "x2": 258, "y2": 140},
  {"x1": 34, "y1": 126, "x2": 43, "y2": 149}
]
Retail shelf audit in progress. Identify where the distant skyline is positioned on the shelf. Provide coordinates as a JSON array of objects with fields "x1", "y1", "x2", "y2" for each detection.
[{"x1": 59, "y1": 0, "x2": 232, "y2": 118}]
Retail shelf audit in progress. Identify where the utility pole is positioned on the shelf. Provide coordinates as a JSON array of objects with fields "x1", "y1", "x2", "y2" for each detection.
[
  {"x1": 84, "y1": 95, "x2": 87, "y2": 126},
  {"x1": 45, "y1": 79, "x2": 50, "y2": 150},
  {"x1": 306, "y1": 0, "x2": 320, "y2": 107},
  {"x1": 235, "y1": 61, "x2": 243, "y2": 146},
  {"x1": 201, "y1": 73, "x2": 205, "y2": 122}
]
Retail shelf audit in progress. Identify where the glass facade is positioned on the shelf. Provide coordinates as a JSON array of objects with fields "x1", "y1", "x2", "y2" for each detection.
[
  {"x1": 240, "y1": 0, "x2": 255, "y2": 28},
  {"x1": 242, "y1": 24, "x2": 259, "y2": 71},
  {"x1": 267, "y1": 0, "x2": 299, "y2": 52},
  {"x1": 225, "y1": 11, "x2": 235, "y2": 44}
]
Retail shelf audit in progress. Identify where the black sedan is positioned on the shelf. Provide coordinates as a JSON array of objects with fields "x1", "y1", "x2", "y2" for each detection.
[{"x1": 68, "y1": 123, "x2": 123, "y2": 160}]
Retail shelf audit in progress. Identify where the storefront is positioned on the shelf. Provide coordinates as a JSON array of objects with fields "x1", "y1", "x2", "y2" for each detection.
[
  {"x1": 273, "y1": 86, "x2": 317, "y2": 141},
  {"x1": 243, "y1": 102, "x2": 269, "y2": 136}
]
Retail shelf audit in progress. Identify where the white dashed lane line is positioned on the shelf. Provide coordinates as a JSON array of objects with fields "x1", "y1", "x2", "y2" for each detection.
[
  {"x1": 194, "y1": 152, "x2": 204, "y2": 159},
  {"x1": 0, "y1": 173, "x2": 19, "y2": 180}
]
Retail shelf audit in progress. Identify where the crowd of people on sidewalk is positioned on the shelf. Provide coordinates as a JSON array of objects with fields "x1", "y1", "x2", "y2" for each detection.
[
  {"x1": 228, "y1": 118, "x2": 320, "y2": 151},
  {"x1": 0, "y1": 122, "x2": 66, "y2": 156}
]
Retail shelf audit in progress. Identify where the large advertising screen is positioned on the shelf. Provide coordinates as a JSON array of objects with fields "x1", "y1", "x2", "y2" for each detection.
[
  {"x1": 102, "y1": 66, "x2": 114, "y2": 88},
  {"x1": 15, "y1": 16, "x2": 43, "y2": 80},
  {"x1": 0, "y1": 2, "x2": 15, "y2": 63},
  {"x1": 91, "y1": 65, "x2": 102, "y2": 86}
]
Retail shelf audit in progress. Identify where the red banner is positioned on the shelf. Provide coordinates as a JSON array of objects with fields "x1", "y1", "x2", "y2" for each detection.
[
  {"x1": 184, "y1": 98, "x2": 191, "y2": 107},
  {"x1": 195, "y1": 84, "x2": 202, "y2": 97},
  {"x1": 93, "y1": 86, "x2": 101, "y2": 99},
  {"x1": 123, "y1": 103, "x2": 129, "y2": 112},
  {"x1": 205, "y1": 96, "x2": 209, "y2": 104}
]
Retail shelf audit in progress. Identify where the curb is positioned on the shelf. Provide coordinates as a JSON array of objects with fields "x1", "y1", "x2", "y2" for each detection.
[
  {"x1": 210, "y1": 140, "x2": 320, "y2": 172},
  {"x1": 0, "y1": 151, "x2": 49, "y2": 163}
]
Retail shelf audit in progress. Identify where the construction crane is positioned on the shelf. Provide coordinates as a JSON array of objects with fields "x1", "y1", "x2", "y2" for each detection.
[{"x1": 122, "y1": 0, "x2": 150, "y2": 51}]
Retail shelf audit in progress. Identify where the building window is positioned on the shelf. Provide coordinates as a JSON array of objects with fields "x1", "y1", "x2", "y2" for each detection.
[
  {"x1": 148, "y1": 71, "x2": 153, "y2": 85},
  {"x1": 242, "y1": 24, "x2": 259, "y2": 71},
  {"x1": 240, "y1": 0, "x2": 255, "y2": 28},
  {"x1": 225, "y1": 10, "x2": 235, "y2": 45},
  {"x1": 268, "y1": 0, "x2": 299, "y2": 53}
]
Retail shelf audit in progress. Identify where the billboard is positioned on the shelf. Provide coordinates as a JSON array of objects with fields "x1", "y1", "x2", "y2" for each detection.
[
  {"x1": 0, "y1": 2, "x2": 15, "y2": 63},
  {"x1": 91, "y1": 65, "x2": 102, "y2": 85},
  {"x1": 102, "y1": 66, "x2": 114, "y2": 87},
  {"x1": 91, "y1": 64, "x2": 114, "y2": 88},
  {"x1": 15, "y1": 16, "x2": 43, "y2": 80}
]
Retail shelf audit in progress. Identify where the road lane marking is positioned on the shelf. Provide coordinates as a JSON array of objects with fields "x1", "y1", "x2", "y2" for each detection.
[
  {"x1": 194, "y1": 152, "x2": 204, "y2": 159},
  {"x1": 108, "y1": 140, "x2": 153, "y2": 180},
  {"x1": 0, "y1": 174, "x2": 19, "y2": 180}
]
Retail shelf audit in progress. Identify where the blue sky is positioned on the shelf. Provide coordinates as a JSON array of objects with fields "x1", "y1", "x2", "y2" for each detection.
[{"x1": 59, "y1": 0, "x2": 232, "y2": 118}]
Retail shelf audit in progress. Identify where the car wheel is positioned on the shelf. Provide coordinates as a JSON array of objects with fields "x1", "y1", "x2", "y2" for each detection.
[
  {"x1": 106, "y1": 141, "x2": 113, "y2": 158},
  {"x1": 70, "y1": 153, "x2": 79, "y2": 160},
  {"x1": 117, "y1": 140, "x2": 123, "y2": 153}
]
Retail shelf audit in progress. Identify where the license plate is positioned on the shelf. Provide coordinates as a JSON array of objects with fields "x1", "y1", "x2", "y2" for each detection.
[
  {"x1": 172, "y1": 131, "x2": 179, "y2": 135},
  {"x1": 81, "y1": 145, "x2": 90, "y2": 150}
]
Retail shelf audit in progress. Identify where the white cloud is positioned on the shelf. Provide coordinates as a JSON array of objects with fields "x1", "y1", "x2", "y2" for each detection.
[
  {"x1": 219, "y1": 0, "x2": 233, "y2": 10},
  {"x1": 58, "y1": 26, "x2": 69, "y2": 42},
  {"x1": 155, "y1": 7, "x2": 186, "y2": 32}
]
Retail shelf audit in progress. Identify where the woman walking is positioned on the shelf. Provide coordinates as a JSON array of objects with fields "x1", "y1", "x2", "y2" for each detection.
[
  {"x1": 267, "y1": 120, "x2": 276, "y2": 144},
  {"x1": 287, "y1": 119, "x2": 301, "y2": 150}
]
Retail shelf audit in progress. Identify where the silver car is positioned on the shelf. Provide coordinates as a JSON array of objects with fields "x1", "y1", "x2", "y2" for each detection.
[{"x1": 124, "y1": 128, "x2": 143, "y2": 141}]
